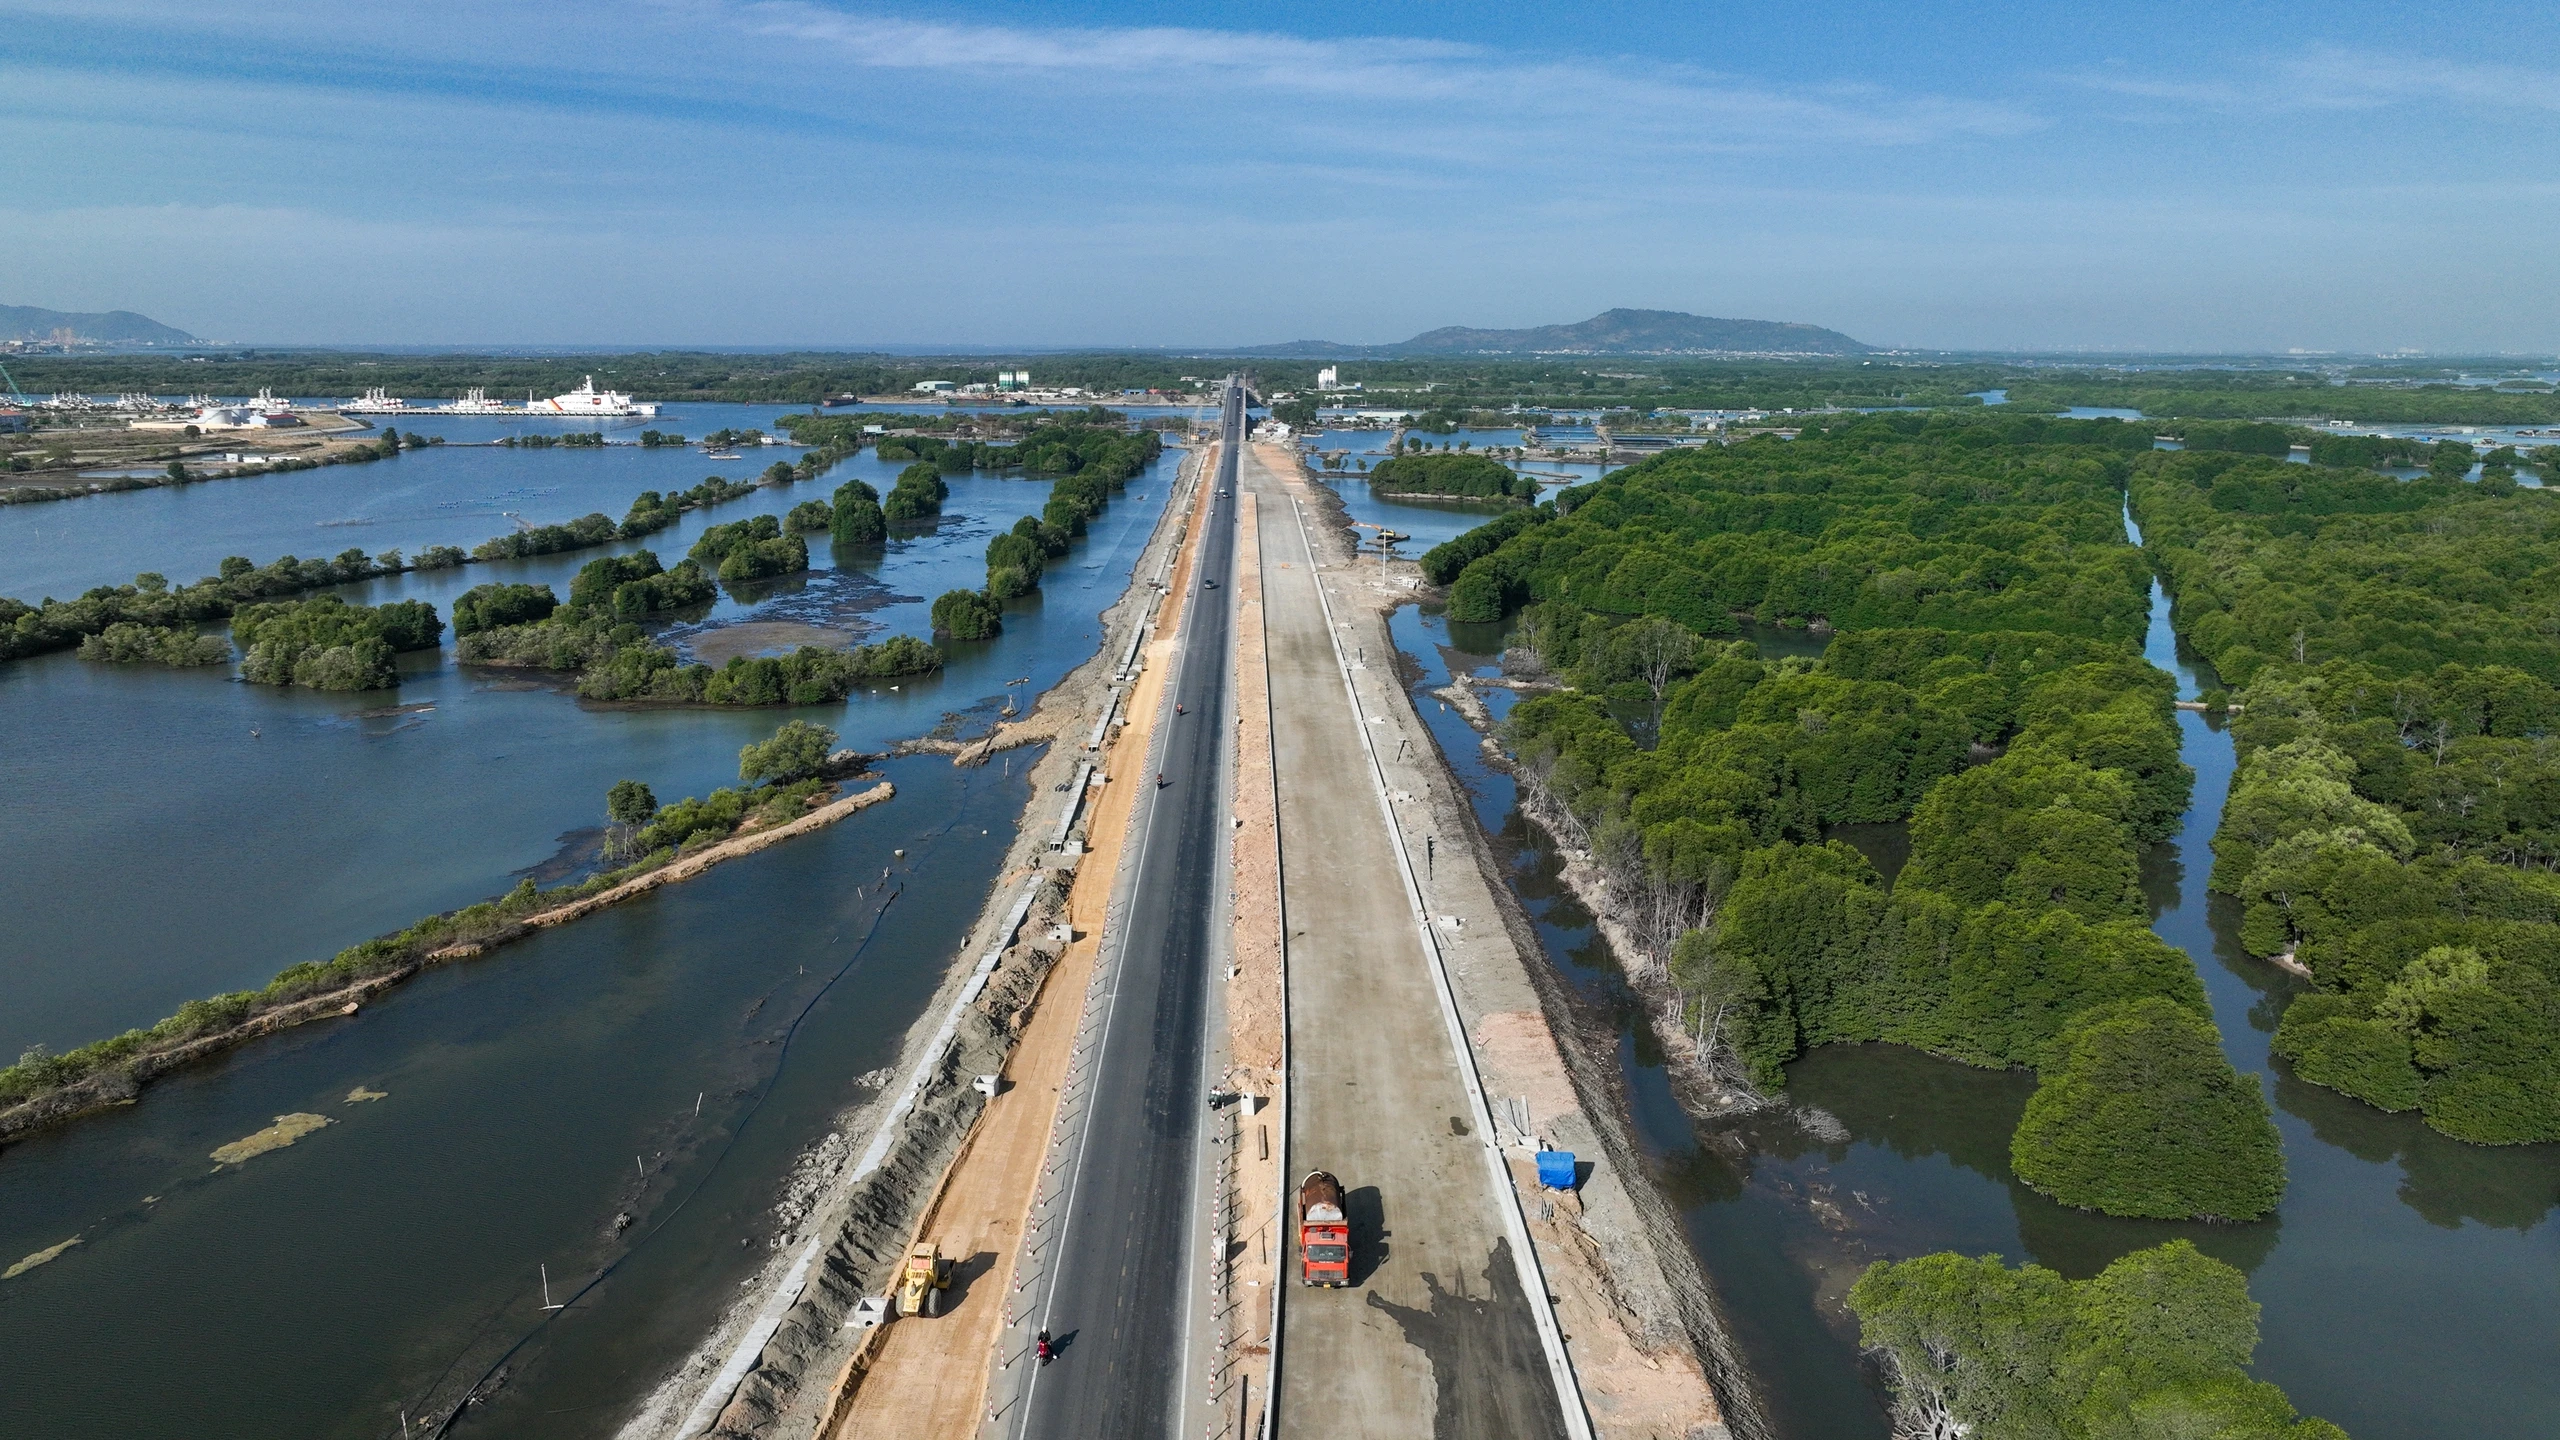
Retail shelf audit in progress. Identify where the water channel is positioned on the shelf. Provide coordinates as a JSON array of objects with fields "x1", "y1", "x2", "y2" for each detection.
[
  {"x1": 0, "y1": 405, "x2": 1183, "y2": 1436},
  {"x1": 1375, "y1": 488, "x2": 2560, "y2": 1440}
]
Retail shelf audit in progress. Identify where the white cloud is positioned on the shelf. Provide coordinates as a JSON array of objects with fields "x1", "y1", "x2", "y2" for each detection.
[
  {"x1": 2069, "y1": 44, "x2": 2560, "y2": 115},
  {"x1": 689, "y1": 3, "x2": 2038, "y2": 151}
]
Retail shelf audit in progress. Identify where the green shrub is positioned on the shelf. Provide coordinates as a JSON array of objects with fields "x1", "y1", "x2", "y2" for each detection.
[
  {"x1": 473, "y1": 512, "x2": 617, "y2": 560},
  {"x1": 76, "y1": 622, "x2": 228, "y2": 666},
  {"x1": 2011, "y1": 997, "x2": 2286, "y2": 1220},
  {"x1": 573, "y1": 636, "x2": 937, "y2": 705},
  {"x1": 931, "y1": 588, "x2": 1002, "y2": 641},
  {"x1": 2, "y1": 548, "x2": 407, "y2": 665},
  {"x1": 451, "y1": 582, "x2": 557, "y2": 636},
  {"x1": 739, "y1": 719, "x2": 837, "y2": 784},
  {"x1": 831, "y1": 479, "x2": 886, "y2": 544}
]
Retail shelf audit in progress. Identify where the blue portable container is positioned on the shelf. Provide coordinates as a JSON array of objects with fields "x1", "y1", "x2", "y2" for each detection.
[{"x1": 1535, "y1": 1150, "x2": 1577, "y2": 1190}]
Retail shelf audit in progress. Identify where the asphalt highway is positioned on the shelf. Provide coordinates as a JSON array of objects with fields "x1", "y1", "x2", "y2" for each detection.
[{"x1": 1014, "y1": 379, "x2": 1244, "y2": 1440}]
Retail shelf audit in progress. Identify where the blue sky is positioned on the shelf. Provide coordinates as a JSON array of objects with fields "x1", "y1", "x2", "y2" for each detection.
[{"x1": 5, "y1": 0, "x2": 2557, "y2": 352}]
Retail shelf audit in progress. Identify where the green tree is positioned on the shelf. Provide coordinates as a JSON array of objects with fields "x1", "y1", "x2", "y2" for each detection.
[
  {"x1": 451, "y1": 582, "x2": 558, "y2": 636},
  {"x1": 1850, "y1": 1242, "x2": 2346, "y2": 1440},
  {"x1": 231, "y1": 594, "x2": 440, "y2": 692},
  {"x1": 738, "y1": 720, "x2": 837, "y2": 785},
  {"x1": 986, "y1": 528, "x2": 1046, "y2": 599},
  {"x1": 606, "y1": 779, "x2": 658, "y2": 827},
  {"x1": 2011, "y1": 997, "x2": 2286, "y2": 1220},
  {"x1": 831, "y1": 478, "x2": 886, "y2": 544},
  {"x1": 606, "y1": 778, "x2": 659, "y2": 858},
  {"x1": 884, "y1": 462, "x2": 949, "y2": 522},
  {"x1": 1846, "y1": 1251, "x2": 2073, "y2": 1440},
  {"x1": 931, "y1": 588, "x2": 1002, "y2": 640}
]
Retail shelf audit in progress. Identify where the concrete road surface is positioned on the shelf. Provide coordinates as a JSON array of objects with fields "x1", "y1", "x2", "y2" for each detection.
[
  {"x1": 1251, "y1": 443, "x2": 1566, "y2": 1440},
  {"x1": 1011, "y1": 380, "x2": 1244, "y2": 1440}
]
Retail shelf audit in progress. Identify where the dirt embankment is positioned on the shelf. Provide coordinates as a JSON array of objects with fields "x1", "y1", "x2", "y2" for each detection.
[
  {"x1": 0, "y1": 779, "x2": 897, "y2": 1147},
  {"x1": 443, "y1": 783, "x2": 897, "y2": 952},
  {"x1": 1508, "y1": 780, "x2": 1770, "y2": 1124},
  {"x1": 701, "y1": 896, "x2": 1069, "y2": 1438},
  {"x1": 613, "y1": 443, "x2": 1212, "y2": 1440}
]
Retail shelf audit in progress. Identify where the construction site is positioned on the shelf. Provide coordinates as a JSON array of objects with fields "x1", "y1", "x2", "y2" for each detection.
[{"x1": 609, "y1": 382, "x2": 1736, "y2": 1440}]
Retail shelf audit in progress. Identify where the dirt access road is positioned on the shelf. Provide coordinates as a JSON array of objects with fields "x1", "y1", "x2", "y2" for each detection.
[{"x1": 1248, "y1": 441, "x2": 1572, "y2": 1440}]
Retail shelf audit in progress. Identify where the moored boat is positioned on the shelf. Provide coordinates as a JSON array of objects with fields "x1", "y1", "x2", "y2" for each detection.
[
  {"x1": 527, "y1": 376, "x2": 658, "y2": 418},
  {"x1": 339, "y1": 387, "x2": 410, "y2": 415}
]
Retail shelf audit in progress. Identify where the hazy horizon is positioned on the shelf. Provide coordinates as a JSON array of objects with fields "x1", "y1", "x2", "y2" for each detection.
[{"x1": 8, "y1": 0, "x2": 2557, "y2": 353}]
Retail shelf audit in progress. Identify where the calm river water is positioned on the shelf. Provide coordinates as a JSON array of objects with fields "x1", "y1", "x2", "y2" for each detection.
[
  {"x1": 1381, "y1": 486, "x2": 2560, "y2": 1440},
  {"x1": 0, "y1": 404, "x2": 1182, "y2": 1437}
]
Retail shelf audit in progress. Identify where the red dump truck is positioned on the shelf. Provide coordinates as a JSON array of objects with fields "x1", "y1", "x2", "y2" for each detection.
[{"x1": 1299, "y1": 1171, "x2": 1350, "y2": 1287}]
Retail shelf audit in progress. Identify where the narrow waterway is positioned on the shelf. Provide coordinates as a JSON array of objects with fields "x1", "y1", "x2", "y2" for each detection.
[
  {"x1": 0, "y1": 407, "x2": 1183, "y2": 1437},
  {"x1": 1391, "y1": 508, "x2": 2560, "y2": 1440}
]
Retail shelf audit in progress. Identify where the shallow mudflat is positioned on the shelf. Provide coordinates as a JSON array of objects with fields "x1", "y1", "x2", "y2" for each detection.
[
  {"x1": 208, "y1": 1112, "x2": 332, "y2": 1165},
  {"x1": 680, "y1": 618, "x2": 851, "y2": 665}
]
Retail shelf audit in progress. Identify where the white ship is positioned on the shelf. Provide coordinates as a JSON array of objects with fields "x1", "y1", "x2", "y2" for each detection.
[
  {"x1": 527, "y1": 376, "x2": 657, "y2": 418},
  {"x1": 340, "y1": 387, "x2": 412, "y2": 415},
  {"x1": 438, "y1": 388, "x2": 521, "y2": 415}
]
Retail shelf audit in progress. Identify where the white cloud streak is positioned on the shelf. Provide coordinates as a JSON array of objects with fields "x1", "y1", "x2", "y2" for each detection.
[
  {"x1": 699, "y1": 3, "x2": 2040, "y2": 151},
  {"x1": 2070, "y1": 44, "x2": 2560, "y2": 115}
]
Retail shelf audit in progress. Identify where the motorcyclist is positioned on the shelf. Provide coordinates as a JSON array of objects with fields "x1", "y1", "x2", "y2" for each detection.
[{"x1": 1037, "y1": 1329, "x2": 1055, "y2": 1365}]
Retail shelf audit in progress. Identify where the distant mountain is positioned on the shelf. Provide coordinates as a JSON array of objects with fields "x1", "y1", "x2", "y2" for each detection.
[
  {"x1": 1229, "y1": 308, "x2": 1872, "y2": 358},
  {"x1": 0, "y1": 304, "x2": 199, "y2": 345}
]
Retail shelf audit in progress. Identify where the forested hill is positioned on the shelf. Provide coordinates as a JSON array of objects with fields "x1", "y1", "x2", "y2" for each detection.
[
  {"x1": 1398, "y1": 308, "x2": 1872, "y2": 356},
  {"x1": 1241, "y1": 307, "x2": 1874, "y2": 357},
  {"x1": 0, "y1": 304, "x2": 198, "y2": 344}
]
